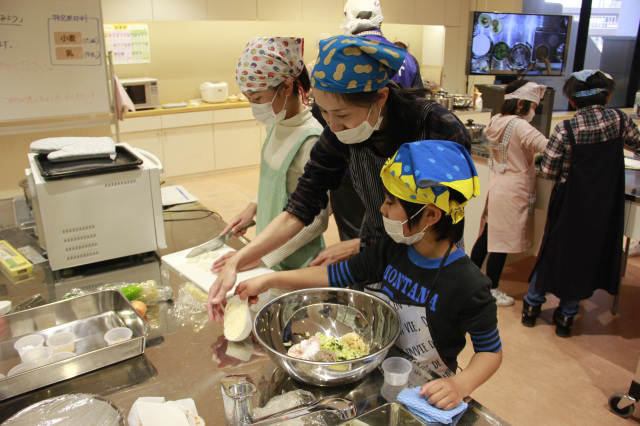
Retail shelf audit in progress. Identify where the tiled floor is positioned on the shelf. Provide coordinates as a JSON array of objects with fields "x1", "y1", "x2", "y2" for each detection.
[{"x1": 173, "y1": 168, "x2": 640, "y2": 426}]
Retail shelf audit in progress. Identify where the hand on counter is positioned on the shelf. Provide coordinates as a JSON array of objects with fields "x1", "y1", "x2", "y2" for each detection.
[
  {"x1": 309, "y1": 239, "x2": 361, "y2": 266},
  {"x1": 419, "y1": 377, "x2": 465, "y2": 410}
]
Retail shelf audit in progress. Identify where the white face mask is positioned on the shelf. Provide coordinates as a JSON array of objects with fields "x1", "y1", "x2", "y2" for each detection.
[
  {"x1": 249, "y1": 86, "x2": 287, "y2": 124},
  {"x1": 383, "y1": 205, "x2": 428, "y2": 245},
  {"x1": 335, "y1": 103, "x2": 383, "y2": 145},
  {"x1": 524, "y1": 109, "x2": 535, "y2": 122}
]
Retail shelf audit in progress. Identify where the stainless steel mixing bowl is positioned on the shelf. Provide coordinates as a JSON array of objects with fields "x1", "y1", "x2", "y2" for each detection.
[{"x1": 254, "y1": 288, "x2": 400, "y2": 387}]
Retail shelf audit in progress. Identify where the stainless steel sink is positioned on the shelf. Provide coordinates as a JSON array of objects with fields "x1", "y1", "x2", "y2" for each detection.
[{"x1": 339, "y1": 403, "x2": 423, "y2": 425}]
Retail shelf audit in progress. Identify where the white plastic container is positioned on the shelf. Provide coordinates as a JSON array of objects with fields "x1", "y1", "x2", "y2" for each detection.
[
  {"x1": 381, "y1": 357, "x2": 412, "y2": 386},
  {"x1": 200, "y1": 82, "x2": 229, "y2": 103},
  {"x1": 21, "y1": 347, "x2": 53, "y2": 366},
  {"x1": 8, "y1": 363, "x2": 37, "y2": 376},
  {"x1": 46, "y1": 332, "x2": 76, "y2": 354},
  {"x1": 104, "y1": 327, "x2": 133, "y2": 345},
  {"x1": 14, "y1": 335, "x2": 45, "y2": 359},
  {"x1": 474, "y1": 92, "x2": 483, "y2": 110}
]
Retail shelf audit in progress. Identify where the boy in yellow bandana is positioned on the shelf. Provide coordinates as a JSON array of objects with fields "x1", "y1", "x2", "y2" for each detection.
[{"x1": 236, "y1": 140, "x2": 501, "y2": 412}]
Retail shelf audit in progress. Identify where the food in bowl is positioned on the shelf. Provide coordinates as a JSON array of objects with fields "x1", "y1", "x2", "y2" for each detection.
[
  {"x1": 254, "y1": 288, "x2": 400, "y2": 387},
  {"x1": 286, "y1": 332, "x2": 370, "y2": 361}
]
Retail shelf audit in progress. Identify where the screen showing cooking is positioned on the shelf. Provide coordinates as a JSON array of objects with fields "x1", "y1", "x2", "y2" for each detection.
[{"x1": 469, "y1": 12, "x2": 570, "y2": 76}]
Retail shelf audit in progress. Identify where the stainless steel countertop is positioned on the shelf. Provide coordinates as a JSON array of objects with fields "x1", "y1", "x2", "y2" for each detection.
[{"x1": 0, "y1": 197, "x2": 507, "y2": 425}]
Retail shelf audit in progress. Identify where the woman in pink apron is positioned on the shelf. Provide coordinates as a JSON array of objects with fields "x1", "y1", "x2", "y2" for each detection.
[
  {"x1": 470, "y1": 81, "x2": 548, "y2": 306},
  {"x1": 236, "y1": 140, "x2": 502, "y2": 412}
]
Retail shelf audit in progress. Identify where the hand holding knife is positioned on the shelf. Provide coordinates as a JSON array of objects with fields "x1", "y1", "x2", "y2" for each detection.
[{"x1": 186, "y1": 220, "x2": 256, "y2": 258}]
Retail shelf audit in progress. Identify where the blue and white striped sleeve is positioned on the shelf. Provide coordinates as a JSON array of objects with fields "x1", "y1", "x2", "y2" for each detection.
[
  {"x1": 468, "y1": 329, "x2": 502, "y2": 353},
  {"x1": 327, "y1": 261, "x2": 357, "y2": 288}
]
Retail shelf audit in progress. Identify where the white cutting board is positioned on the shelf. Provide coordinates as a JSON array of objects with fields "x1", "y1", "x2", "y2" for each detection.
[{"x1": 161, "y1": 245, "x2": 274, "y2": 298}]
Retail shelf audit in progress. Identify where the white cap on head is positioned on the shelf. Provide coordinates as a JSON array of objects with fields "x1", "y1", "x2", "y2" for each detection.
[
  {"x1": 503, "y1": 82, "x2": 547, "y2": 105},
  {"x1": 340, "y1": 0, "x2": 384, "y2": 35}
]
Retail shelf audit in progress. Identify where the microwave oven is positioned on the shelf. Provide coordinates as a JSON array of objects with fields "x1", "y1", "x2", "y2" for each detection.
[
  {"x1": 26, "y1": 143, "x2": 167, "y2": 271},
  {"x1": 120, "y1": 77, "x2": 159, "y2": 110}
]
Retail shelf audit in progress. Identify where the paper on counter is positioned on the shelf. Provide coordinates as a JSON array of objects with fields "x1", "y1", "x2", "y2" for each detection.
[
  {"x1": 161, "y1": 244, "x2": 274, "y2": 298},
  {"x1": 128, "y1": 397, "x2": 204, "y2": 426},
  {"x1": 161, "y1": 185, "x2": 199, "y2": 206}
]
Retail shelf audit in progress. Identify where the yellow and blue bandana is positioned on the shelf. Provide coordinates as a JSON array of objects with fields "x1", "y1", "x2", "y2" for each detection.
[
  {"x1": 311, "y1": 35, "x2": 406, "y2": 93},
  {"x1": 380, "y1": 141, "x2": 480, "y2": 224}
]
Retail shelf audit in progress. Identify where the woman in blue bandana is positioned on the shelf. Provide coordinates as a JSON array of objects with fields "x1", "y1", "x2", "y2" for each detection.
[
  {"x1": 523, "y1": 70, "x2": 640, "y2": 337},
  {"x1": 208, "y1": 35, "x2": 471, "y2": 323},
  {"x1": 235, "y1": 140, "x2": 502, "y2": 414}
]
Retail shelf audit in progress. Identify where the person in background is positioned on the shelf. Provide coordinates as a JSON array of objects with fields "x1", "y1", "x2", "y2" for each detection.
[
  {"x1": 470, "y1": 81, "x2": 548, "y2": 307},
  {"x1": 341, "y1": 0, "x2": 424, "y2": 89},
  {"x1": 235, "y1": 140, "x2": 502, "y2": 411},
  {"x1": 207, "y1": 35, "x2": 471, "y2": 323},
  {"x1": 523, "y1": 70, "x2": 640, "y2": 337},
  {"x1": 214, "y1": 36, "x2": 329, "y2": 272}
]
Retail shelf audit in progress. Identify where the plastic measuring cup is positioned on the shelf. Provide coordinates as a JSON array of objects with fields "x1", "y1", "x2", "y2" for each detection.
[
  {"x1": 46, "y1": 332, "x2": 76, "y2": 354},
  {"x1": 381, "y1": 357, "x2": 412, "y2": 386},
  {"x1": 104, "y1": 327, "x2": 132, "y2": 345}
]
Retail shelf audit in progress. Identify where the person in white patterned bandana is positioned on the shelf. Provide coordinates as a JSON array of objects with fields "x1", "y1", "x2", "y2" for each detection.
[
  {"x1": 524, "y1": 70, "x2": 640, "y2": 337},
  {"x1": 210, "y1": 36, "x2": 329, "y2": 275}
]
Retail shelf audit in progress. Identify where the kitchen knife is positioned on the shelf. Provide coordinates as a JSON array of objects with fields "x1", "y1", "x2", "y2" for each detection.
[{"x1": 186, "y1": 221, "x2": 256, "y2": 258}]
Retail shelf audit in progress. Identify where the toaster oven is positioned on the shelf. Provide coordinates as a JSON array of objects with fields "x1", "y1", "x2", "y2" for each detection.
[{"x1": 26, "y1": 143, "x2": 167, "y2": 271}]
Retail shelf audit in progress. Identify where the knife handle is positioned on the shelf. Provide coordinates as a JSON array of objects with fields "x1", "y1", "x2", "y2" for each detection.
[{"x1": 230, "y1": 220, "x2": 256, "y2": 236}]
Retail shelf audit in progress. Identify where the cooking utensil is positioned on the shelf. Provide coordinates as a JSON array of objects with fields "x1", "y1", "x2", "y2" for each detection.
[
  {"x1": 465, "y1": 119, "x2": 485, "y2": 144},
  {"x1": 254, "y1": 288, "x2": 400, "y2": 387},
  {"x1": 508, "y1": 43, "x2": 532, "y2": 70},
  {"x1": 452, "y1": 94, "x2": 473, "y2": 109},
  {"x1": 535, "y1": 44, "x2": 552, "y2": 74},
  {"x1": 186, "y1": 220, "x2": 255, "y2": 258}
]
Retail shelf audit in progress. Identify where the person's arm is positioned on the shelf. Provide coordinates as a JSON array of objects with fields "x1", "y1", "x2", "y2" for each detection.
[
  {"x1": 517, "y1": 121, "x2": 548, "y2": 153},
  {"x1": 420, "y1": 351, "x2": 502, "y2": 410},
  {"x1": 284, "y1": 128, "x2": 348, "y2": 225},
  {"x1": 235, "y1": 265, "x2": 329, "y2": 301},
  {"x1": 207, "y1": 211, "x2": 305, "y2": 323},
  {"x1": 623, "y1": 114, "x2": 640, "y2": 154},
  {"x1": 540, "y1": 123, "x2": 566, "y2": 181}
]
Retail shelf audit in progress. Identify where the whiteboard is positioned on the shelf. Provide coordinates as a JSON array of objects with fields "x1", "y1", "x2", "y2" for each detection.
[{"x1": 0, "y1": 0, "x2": 111, "y2": 124}]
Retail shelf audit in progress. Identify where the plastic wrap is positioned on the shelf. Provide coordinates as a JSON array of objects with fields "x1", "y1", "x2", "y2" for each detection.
[
  {"x1": 172, "y1": 282, "x2": 209, "y2": 332},
  {"x1": 2, "y1": 393, "x2": 124, "y2": 425},
  {"x1": 63, "y1": 280, "x2": 172, "y2": 304},
  {"x1": 252, "y1": 389, "x2": 316, "y2": 419}
]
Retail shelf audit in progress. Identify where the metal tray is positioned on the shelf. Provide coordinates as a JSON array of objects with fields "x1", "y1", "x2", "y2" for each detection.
[
  {"x1": 35, "y1": 145, "x2": 143, "y2": 181},
  {"x1": 0, "y1": 290, "x2": 149, "y2": 401}
]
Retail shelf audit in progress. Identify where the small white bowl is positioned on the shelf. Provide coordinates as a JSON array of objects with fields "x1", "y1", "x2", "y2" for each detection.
[
  {"x1": 46, "y1": 332, "x2": 76, "y2": 354},
  {"x1": 381, "y1": 357, "x2": 412, "y2": 386},
  {"x1": 14, "y1": 334, "x2": 45, "y2": 359},
  {"x1": 21, "y1": 347, "x2": 53, "y2": 366},
  {"x1": 8, "y1": 362, "x2": 38, "y2": 376},
  {"x1": 104, "y1": 327, "x2": 133, "y2": 346},
  {"x1": 51, "y1": 352, "x2": 76, "y2": 362}
]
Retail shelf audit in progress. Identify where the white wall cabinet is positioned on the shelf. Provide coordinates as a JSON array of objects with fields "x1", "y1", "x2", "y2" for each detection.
[
  {"x1": 116, "y1": 107, "x2": 261, "y2": 178},
  {"x1": 213, "y1": 121, "x2": 261, "y2": 171},
  {"x1": 163, "y1": 125, "x2": 215, "y2": 176}
]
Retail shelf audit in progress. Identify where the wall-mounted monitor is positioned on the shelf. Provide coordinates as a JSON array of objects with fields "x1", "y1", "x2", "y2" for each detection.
[{"x1": 467, "y1": 12, "x2": 571, "y2": 77}]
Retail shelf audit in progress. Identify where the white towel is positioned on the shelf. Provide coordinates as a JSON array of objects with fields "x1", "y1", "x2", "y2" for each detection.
[{"x1": 30, "y1": 137, "x2": 116, "y2": 162}]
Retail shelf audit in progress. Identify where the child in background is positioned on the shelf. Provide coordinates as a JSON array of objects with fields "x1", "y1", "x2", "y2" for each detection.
[
  {"x1": 523, "y1": 70, "x2": 640, "y2": 337},
  {"x1": 470, "y1": 80, "x2": 548, "y2": 307},
  {"x1": 236, "y1": 140, "x2": 502, "y2": 411}
]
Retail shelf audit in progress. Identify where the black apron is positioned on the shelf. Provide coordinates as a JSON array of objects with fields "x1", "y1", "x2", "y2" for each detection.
[{"x1": 530, "y1": 111, "x2": 625, "y2": 300}]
